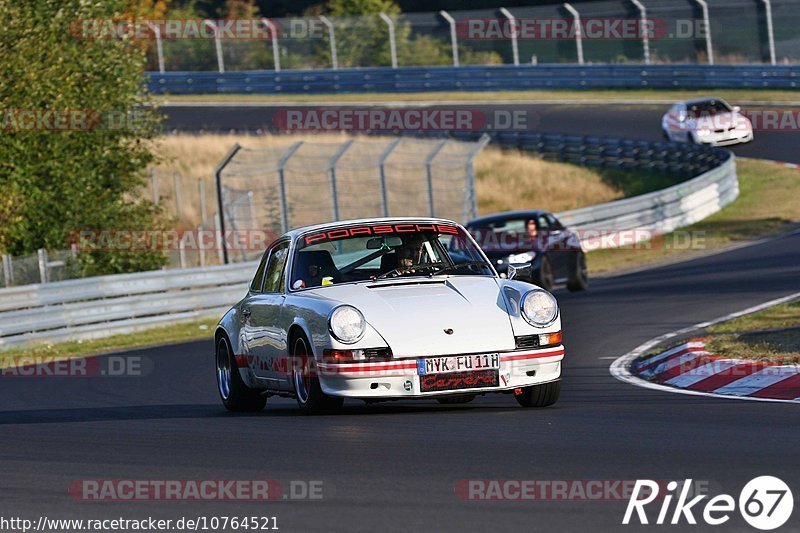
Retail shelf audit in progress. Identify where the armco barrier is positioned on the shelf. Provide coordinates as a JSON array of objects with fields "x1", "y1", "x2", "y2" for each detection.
[
  {"x1": 0, "y1": 136, "x2": 736, "y2": 348},
  {"x1": 148, "y1": 64, "x2": 800, "y2": 95},
  {"x1": 0, "y1": 262, "x2": 256, "y2": 348}
]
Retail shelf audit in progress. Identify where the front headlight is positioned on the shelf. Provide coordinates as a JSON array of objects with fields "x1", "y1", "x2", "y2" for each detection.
[
  {"x1": 508, "y1": 251, "x2": 535, "y2": 264},
  {"x1": 521, "y1": 290, "x2": 559, "y2": 326},
  {"x1": 696, "y1": 128, "x2": 711, "y2": 137},
  {"x1": 328, "y1": 305, "x2": 366, "y2": 344}
]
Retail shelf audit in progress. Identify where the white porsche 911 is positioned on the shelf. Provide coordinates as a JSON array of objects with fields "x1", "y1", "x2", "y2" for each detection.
[
  {"x1": 661, "y1": 97, "x2": 753, "y2": 147},
  {"x1": 215, "y1": 217, "x2": 565, "y2": 414}
]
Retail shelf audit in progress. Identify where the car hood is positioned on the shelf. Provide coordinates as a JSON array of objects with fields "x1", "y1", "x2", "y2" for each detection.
[
  {"x1": 693, "y1": 111, "x2": 748, "y2": 130},
  {"x1": 311, "y1": 276, "x2": 516, "y2": 357}
]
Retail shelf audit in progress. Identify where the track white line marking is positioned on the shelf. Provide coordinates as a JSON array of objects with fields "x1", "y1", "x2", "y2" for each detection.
[{"x1": 609, "y1": 291, "x2": 800, "y2": 404}]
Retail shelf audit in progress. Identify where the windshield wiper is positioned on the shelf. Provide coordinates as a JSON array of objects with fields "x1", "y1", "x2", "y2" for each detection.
[{"x1": 432, "y1": 261, "x2": 490, "y2": 276}]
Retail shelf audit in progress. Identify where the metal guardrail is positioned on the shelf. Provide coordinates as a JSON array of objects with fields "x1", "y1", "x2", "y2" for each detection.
[
  {"x1": 0, "y1": 262, "x2": 256, "y2": 348},
  {"x1": 147, "y1": 64, "x2": 800, "y2": 95},
  {"x1": 0, "y1": 135, "x2": 737, "y2": 349}
]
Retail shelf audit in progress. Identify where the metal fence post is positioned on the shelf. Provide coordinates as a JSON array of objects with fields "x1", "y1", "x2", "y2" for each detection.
[
  {"x1": 425, "y1": 140, "x2": 448, "y2": 217},
  {"x1": 203, "y1": 20, "x2": 225, "y2": 73},
  {"x1": 693, "y1": 0, "x2": 714, "y2": 64},
  {"x1": 179, "y1": 233, "x2": 187, "y2": 269},
  {"x1": 499, "y1": 8, "x2": 519, "y2": 66},
  {"x1": 761, "y1": 0, "x2": 776, "y2": 65},
  {"x1": 630, "y1": 0, "x2": 651, "y2": 65},
  {"x1": 563, "y1": 3, "x2": 584, "y2": 65},
  {"x1": 151, "y1": 170, "x2": 159, "y2": 204},
  {"x1": 214, "y1": 143, "x2": 241, "y2": 264},
  {"x1": 378, "y1": 138, "x2": 402, "y2": 217},
  {"x1": 439, "y1": 11, "x2": 460, "y2": 67},
  {"x1": 198, "y1": 225, "x2": 206, "y2": 267},
  {"x1": 261, "y1": 18, "x2": 281, "y2": 72},
  {"x1": 319, "y1": 16, "x2": 338, "y2": 69},
  {"x1": 328, "y1": 140, "x2": 354, "y2": 222},
  {"x1": 277, "y1": 142, "x2": 304, "y2": 233},
  {"x1": 2, "y1": 254, "x2": 13, "y2": 287},
  {"x1": 465, "y1": 134, "x2": 491, "y2": 221},
  {"x1": 173, "y1": 172, "x2": 183, "y2": 217},
  {"x1": 214, "y1": 212, "x2": 224, "y2": 264},
  {"x1": 199, "y1": 179, "x2": 207, "y2": 224},
  {"x1": 379, "y1": 13, "x2": 398, "y2": 68},
  {"x1": 37, "y1": 249, "x2": 48, "y2": 284},
  {"x1": 148, "y1": 22, "x2": 165, "y2": 73}
]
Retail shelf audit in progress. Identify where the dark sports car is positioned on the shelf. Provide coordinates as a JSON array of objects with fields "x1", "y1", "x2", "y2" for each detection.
[{"x1": 465, "y1": 210, "x2": 588, "y2": 292}]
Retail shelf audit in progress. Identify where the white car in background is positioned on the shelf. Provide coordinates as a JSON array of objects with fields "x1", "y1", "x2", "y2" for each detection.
[{"x1": 662, "y1": 97, "x2": 753, "y2": 147}]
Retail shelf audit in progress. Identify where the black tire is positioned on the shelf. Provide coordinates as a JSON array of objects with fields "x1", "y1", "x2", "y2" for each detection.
[
  {"x1": 662, "y1": 128, "x2": 670, "y2": 141},
  {"x1": 291, "y1": 333, "x2": 344, "y2": 415},
  {"x1": 534, "y1": 256, "x2": 555, "y2": 291},
  {"x1": 436, "y1": 394, "x2": 476, "y2": 405},
  {"x1": 566, "y1": 252, "x2": 589, "y2": 292},
  {"x1": 514, "y1": 381, "x2": 561, "y2": 408},
  {"x1": 215, "y1": 335, "x2": 267, "y2": 412}
]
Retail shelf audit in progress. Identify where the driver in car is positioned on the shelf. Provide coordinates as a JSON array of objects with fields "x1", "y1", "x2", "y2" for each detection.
[{"x1": 394, "y1": 236, "x2": 425, "y2": 275}]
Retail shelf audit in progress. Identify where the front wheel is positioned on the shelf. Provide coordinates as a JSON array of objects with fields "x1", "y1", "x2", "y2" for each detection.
[
  {"x1": 534, "y1": 256, "x2": 555, "y2": 291},
  {"x1": 292, "y1": 334, "x2": 343, "y2": 415},
  {"x1": 566, "y1": 252, "x2": 589, "y2": 292},
  {"x1": 216, "y1": 336, "x2": 267, "y2": 412},
  {"x1": 514, "y1": 381, "x2": 561, "y2": 408}
]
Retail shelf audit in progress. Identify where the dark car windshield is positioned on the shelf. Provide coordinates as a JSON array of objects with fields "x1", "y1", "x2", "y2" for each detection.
[
  {"x1": 687, "y1": 100, "x2": 732, "y2": 118},
  {"x1": 466, "y1": 218, "x2": 544, "y2": 253},
  {"x1": 290, "y1": 223, "x2": 493, "y2": 290}
]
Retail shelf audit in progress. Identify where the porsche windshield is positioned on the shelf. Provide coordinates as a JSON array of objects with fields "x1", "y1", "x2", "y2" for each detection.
[{"x1": 290, "y1": 223, "x2": 493, "y2": 290}]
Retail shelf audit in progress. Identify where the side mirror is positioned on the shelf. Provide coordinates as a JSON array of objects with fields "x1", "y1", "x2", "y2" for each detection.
[
  {"x1": 508, "y1": 263, "x2": 532, "y2": 282},
  {"x1": 732, "y1": 106, "x2": 741, "y2": 113}
]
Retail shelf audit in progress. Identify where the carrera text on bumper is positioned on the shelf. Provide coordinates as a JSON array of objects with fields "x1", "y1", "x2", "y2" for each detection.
[{"x1": 317, "y1": 345, "x2": 564, "y2": 399}]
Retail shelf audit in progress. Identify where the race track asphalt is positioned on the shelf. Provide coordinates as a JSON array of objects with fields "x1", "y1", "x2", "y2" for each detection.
[
  {"x1": 161, "y1": 102, "x2": 800, "y2": 164},
  {"x1": 2, "y1": 229, "x2": 799, "y2": 532}
]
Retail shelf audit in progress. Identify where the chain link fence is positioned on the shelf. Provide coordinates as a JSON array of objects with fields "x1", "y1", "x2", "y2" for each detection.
[
  {"x1": 216, "y1": 136, "x2": 489, "y2": 263},
  {"x1": 145, "y1": 0, "x2": 799, "y2": 72}
]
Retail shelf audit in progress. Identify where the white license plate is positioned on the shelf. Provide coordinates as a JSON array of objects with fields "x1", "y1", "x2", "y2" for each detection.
[{"x1": 417, "y1": 354, "x2": 500, "y2": 375}]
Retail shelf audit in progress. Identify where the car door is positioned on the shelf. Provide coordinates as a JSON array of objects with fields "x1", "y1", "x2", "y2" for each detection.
[
  {"x1": 246, "y1": 240, "x2": 290, "y2": 387},
  {"x1": 540, "y1": 214, "x2": 570, "y2": 281}
]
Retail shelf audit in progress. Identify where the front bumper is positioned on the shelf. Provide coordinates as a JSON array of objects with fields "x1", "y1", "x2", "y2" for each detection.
[
  {"x1": 317, "y1": 345, "x2": 564, "y2": 398},
  {"x1": 697, "y1": 129, "x2": 753, "y2": 147}
]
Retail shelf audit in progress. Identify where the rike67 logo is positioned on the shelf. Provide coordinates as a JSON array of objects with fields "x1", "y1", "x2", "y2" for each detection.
[{"x1": 624, "y1": 477, "x2": 793, "y2": 530}]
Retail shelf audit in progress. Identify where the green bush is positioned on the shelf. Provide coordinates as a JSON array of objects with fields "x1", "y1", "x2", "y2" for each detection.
[{"x1": 0, "y1": 0, "x2": 168, "y2": 275}]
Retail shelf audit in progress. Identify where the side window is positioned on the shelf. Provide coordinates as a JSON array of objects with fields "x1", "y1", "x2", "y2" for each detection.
[
  {"x1": 250, "y1": 252, "x2": 269, "y2": 292},
  {"x1": 547, "y1": 214, "x2": 563, "y2": 230},
  {"x1": 537, "y1": 215, "x2": 550, "y2": 230},
  {"x1": 263, "y1": 242, "x2": 290, "y2": 293}
]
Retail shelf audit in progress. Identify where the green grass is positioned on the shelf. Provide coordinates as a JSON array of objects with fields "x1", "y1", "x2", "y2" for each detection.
[
  {"x1": 710, "y1": 301, "x2": 800, "y2": 335},
  {"x1": 587, "y1": 159, "x2": 800, "y2": 275},
  {"x1": 703, "y1": 300, "x2": 800, "y2": 363},
  {"x1": 154, "y1": 88, "x2": 800, "y2": 104},
  {"x1": 0, "y1": 317, "x2": 217, "y2": 364}
]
